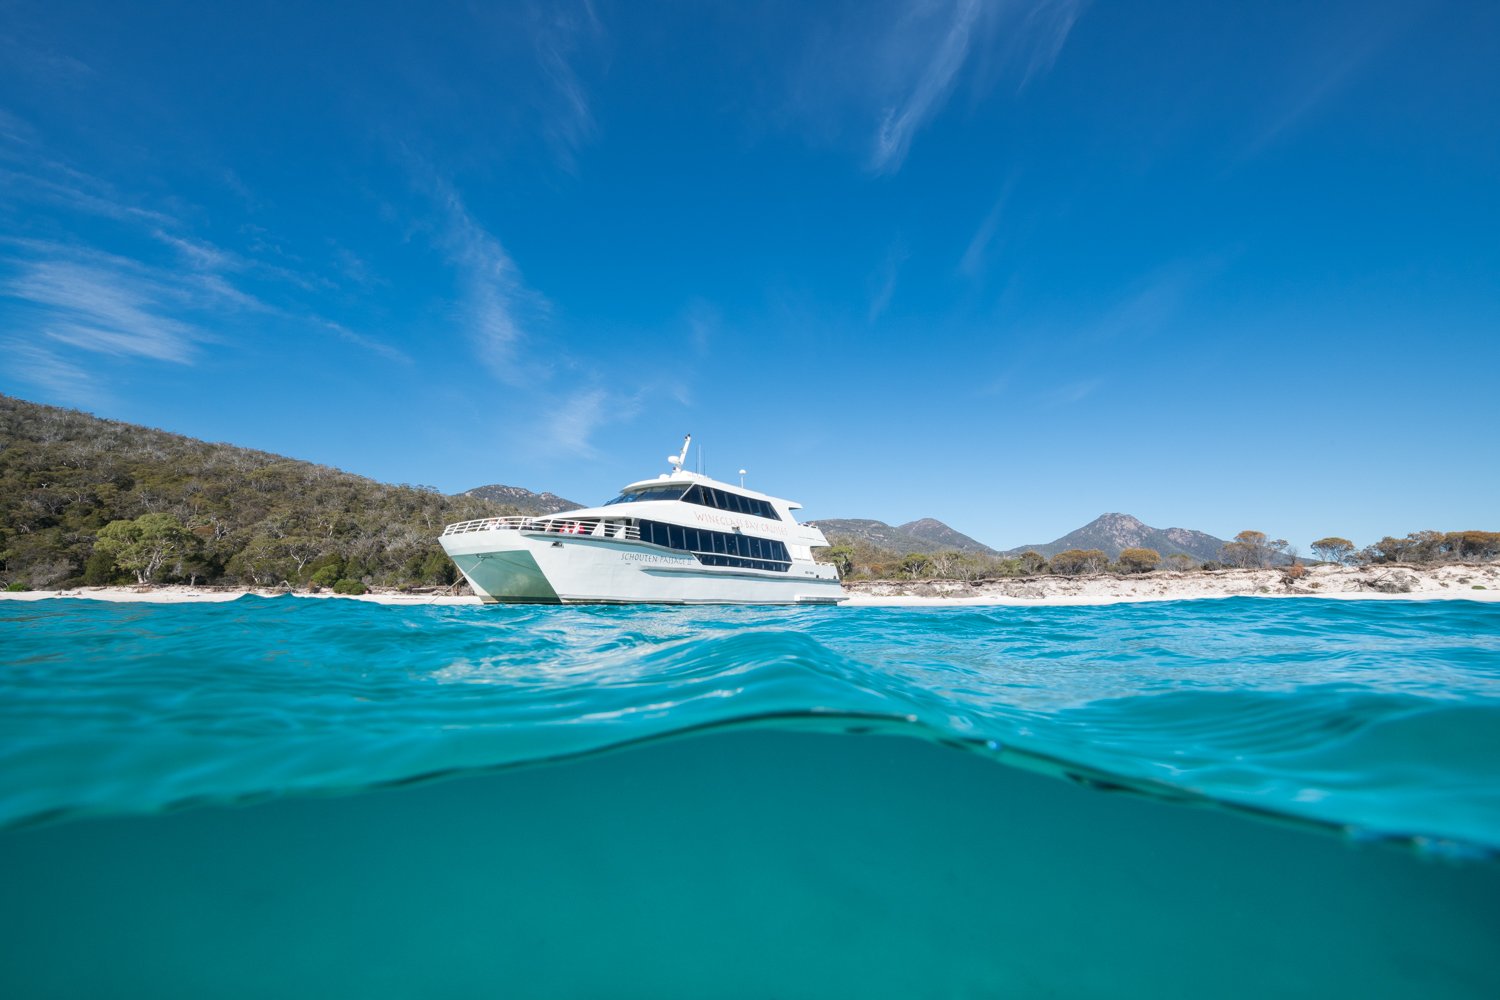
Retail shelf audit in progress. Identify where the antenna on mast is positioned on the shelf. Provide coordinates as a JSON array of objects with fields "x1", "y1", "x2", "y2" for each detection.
[
  {"x1": 668, "y1": 433, "x2": 692, "y2": 473},
  {"x1": 739, "y1": 469, "x2": 747, "y2": 487}
]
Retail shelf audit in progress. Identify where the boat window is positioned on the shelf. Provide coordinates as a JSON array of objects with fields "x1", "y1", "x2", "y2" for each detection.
[
  {"x1": 634, "y1": 519, "x2": 791, "y2": 572},
  {"x1": 604, "y1": 486, "x2": 689, "y2": 506},
  {"x1": 674, "y1": 483, "x2": 782, "y2": 520}
]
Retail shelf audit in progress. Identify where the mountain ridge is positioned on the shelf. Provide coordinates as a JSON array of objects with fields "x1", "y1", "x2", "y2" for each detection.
[
  {"x1": 462, "y1": 484, "x2": 582, "y2": 516},
  {"x1": 812, "y1": 511, "x2": 1227, "y2": 563},
  {"x1": 808, "y1": 518, "x2": 997, "y2": 555},
  {"x1": 1002, "y1": 513, "x2": 1226, "y2": 562}
]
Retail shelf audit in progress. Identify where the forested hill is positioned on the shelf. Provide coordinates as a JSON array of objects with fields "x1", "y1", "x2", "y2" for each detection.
[{"x1": 0, "y1": 394, "x2": 518, "y2": 590}]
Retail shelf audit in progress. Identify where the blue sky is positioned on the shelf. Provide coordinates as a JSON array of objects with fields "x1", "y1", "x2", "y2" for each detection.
[{"x1": 2, "y1": 0, "x2": 1497, "y2": 552}]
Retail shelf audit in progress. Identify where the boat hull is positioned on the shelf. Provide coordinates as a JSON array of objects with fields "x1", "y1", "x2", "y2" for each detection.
[{"x1": 441, "y1": 529, "x2": 846, "y2": 605}]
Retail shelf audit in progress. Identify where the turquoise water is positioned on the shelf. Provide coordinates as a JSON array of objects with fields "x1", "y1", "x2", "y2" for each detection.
[{"x1": 2, "y1": 596, "x2": 1499, "y2": 997}]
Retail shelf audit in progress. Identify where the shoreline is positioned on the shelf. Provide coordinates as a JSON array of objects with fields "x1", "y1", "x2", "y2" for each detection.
[{"x1": 3, "y1": 564, "x2": 1497, "y2": 607}]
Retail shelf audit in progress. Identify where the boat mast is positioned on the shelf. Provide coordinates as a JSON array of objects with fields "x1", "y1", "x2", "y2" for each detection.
[{"x1": 669, "y1": 433, "x2": 692, "y2": 473}]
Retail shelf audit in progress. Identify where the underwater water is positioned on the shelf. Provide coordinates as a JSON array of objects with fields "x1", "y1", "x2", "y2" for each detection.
[{"x1": 2, "y1": 597, "x2": 1498, "y2": 997}]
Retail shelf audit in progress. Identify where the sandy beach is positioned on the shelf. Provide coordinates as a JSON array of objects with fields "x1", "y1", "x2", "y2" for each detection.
[
  {"x1": 842, "y1": 562, "x2": 1500, "y2": 605},
  {"x1": 4, "y1": 563, "x2": 1497, "y2": 607}
]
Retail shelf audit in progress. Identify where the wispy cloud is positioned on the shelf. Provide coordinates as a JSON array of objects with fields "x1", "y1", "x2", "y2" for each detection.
[
  {"x1": 530, "y1": 0, "x2": 606, "y2": 171},
  {"x1": 1046, "y1": 376, "x2": 1102, "y2": 405},
  {"x1": 801, "y1": 0, "x2": 1087, "y2": 175},
  {"x1": 322, "y1": 321, "x2": 412, "y2": 366},
  {"x1": 0, "y1": 342, "x2": 104, "y2": 406},
  {"x1": 1076, "y1": 256, "x2": 1228, "y2": 347},
  {"x1": 542, "y1": 387, "x2": 612, "y2": 458},
  {"x1": 1012, "y1": 0, "x2": 1086, "y2": 90},
  {"x1": 682, "y1": 298, "x2": 720, "y2": 358},
  {"x1": 0, "y1": 34, "x2": 94, "y2": 88},
  {"x1": 958, "y1": 175, "x2": 1016, "y2": 278},
  {"x1": 0, "y1": 158, "x2": 176, "y2": 228},
  {"x1": 4, "y1": 255, "x2": 211, "y2": 364},
  {"x1": 1, "y1": 111, "x2": 415, "y2": 378},
  {"x1": 868, "y1": 241, "x2": 910, "y2": 322},
  {"x1": 410, "y1": 165, "x2": 635, "y2": 456},
  {"x1": 424, "y1": 176, "x2": 543, "y2": 385},
  {"x1": 1240, "y1": 6, "x2": 1408, "y2": 159},
  {"x1": 871, "y1": 0, "x2": 985, "y2": 173}
]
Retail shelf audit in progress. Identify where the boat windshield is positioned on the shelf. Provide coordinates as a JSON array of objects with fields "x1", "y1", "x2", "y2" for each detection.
[{"x1": 603, "y1": 486, "x2": 689, "y2": 506}]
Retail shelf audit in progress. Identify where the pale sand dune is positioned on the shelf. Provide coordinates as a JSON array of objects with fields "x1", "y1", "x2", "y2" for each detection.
[{"x1": 3, "y1": 563, "x2": 1498, "y2": 608}]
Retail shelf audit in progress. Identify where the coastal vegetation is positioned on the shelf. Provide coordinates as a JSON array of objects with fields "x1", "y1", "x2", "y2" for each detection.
[
  {"x1": 3, "y1": 394, "x2": 1497, "y2": 593},
  {"x1": 0, "y1": 395, "x2": 516, "y2": 590},
  {"x1": 819, "y1": 528, "x2": 1500, "y2": 583}
]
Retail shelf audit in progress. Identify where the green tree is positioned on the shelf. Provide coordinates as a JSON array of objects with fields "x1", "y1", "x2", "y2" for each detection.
[
  {"x1": 1220, "y1": 530, "x2": 1286, "y2": 569},
  {"x1": 1051, "y1": 549, "x2": 1107, "y2": 576},
  {"x1": 1361, "y1": 530, "x2": 1445, "y2": 565},
  {"x1": 1444, "y1": 531, "x2": 1500, "y2": 561},
  {"x1": 898, "y1": 553, "x2": 931, "y2": 579},
  {"x1": 1310, "y1": 537, "x2": 1355, "y2": 564},
  {"x1": 92, "y1": 513, "x2": 195, "y2": 585},
  {"x1": 821, "y1": 545, "x2": 856, "y2": 578},
  {"x1": 1117, "y1": 547, "x2": 1161, "y2": 573},
  {"x1": 1017, "y1": 550, "x2": 1049, "y2": 575},
  {"x1": 82, "y1": 548, "x2": 122, "y2": 586}
]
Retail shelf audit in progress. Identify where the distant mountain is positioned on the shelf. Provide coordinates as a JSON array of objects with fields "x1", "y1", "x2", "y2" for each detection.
[
  {"x1": 809, "y1": 517, "x2": 997, "y2": 555},
  {"x1": 462, "y1": 484, "x2": 582, "y2": 516},
  {"x1": 898, "y1": 518, "x2": 999, "y2": 554},
  {"x1": 1004, "y1": 513, "x2": 1225, "y2": 562}
]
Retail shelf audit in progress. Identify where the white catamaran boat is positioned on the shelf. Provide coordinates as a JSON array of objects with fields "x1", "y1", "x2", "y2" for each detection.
[{"x1": 439, "y1": 436, "x2": 846, "y2": 605}]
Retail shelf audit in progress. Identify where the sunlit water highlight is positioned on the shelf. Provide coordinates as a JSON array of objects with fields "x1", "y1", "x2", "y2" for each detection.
[{"x1": 2, "y1": 596, "x2": 1498, "y2": 996}]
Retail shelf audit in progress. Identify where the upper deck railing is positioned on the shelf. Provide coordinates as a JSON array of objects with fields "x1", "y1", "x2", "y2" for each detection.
[{"x1": 441, "y1": 516, "x2": 641, "y2": 541}]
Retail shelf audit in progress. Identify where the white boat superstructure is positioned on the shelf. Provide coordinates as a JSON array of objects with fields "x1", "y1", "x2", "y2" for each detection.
[{"x1": 440, "y1": 436, "x2": 846, "y2": 605}]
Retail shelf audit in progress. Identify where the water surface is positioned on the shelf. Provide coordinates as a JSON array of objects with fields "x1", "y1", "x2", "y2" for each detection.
[{"x1": 2, "y1": 597, "x2": 1497, "y2": 996}]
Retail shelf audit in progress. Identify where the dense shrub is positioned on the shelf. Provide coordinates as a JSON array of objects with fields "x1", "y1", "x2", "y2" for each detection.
[
  {"x1": 1117, "y1": 547, "x2": 1161, "y2": 573},
  {"x1": 310, "y1": 565, "x2": 343, "y2": 588},
  {"x1": 1051, "y1": 549, "x2": 1108, "y2": 576},
  {"x1": 1353, "y1": 529, "x2": 1500, "y2": 565},
  {"x1": 1017, "y1": 550, "x2": 1049, "y2": 575},
  {"x1": 332, "y1": 579, "x2": 368, "y2": 595}
]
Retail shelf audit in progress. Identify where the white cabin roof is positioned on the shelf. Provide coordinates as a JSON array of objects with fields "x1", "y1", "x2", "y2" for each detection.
[{"x1": 617, "y1": 471, "x2": 802, "y2": 510}]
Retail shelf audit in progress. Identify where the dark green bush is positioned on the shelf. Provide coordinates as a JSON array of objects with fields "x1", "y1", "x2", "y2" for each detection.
[
  {"x1": 4, "y1": 581, "x2": 29, "y2": 592},
  {"x1": 1117, "y1": 547, "x2": 1161, "y2": 574},
  {"x1": 332, "y1": 578, "x2": 368, "y2": 596},
  {"x1": 310, "y1": 565, "x2": 342, "y2": 588}
]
